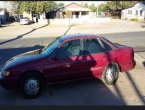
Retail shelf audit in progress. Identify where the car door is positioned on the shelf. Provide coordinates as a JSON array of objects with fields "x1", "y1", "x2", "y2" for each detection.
[
  {"x1": 81, "y1": 38, "x2": 115, "y2": 78},
  {"x1": 44, "y1": 39, "x2": 86, "y2": 83}
]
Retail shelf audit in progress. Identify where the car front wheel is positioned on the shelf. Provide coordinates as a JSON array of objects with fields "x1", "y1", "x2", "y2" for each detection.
[
  {"x1": 20, "y1": 72, "x2": 44, "y2": 98},
  {"x1": 102, "y1": 64, "x2": 119, "y2": 85}
]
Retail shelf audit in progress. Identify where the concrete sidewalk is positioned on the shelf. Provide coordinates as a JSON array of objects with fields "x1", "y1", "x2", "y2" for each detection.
[{"x1": 0, "y1": 19, "x2": 145, "y2": 39}]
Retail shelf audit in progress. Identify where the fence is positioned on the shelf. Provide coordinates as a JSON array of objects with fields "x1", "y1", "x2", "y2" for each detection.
[{"x1": 38, "y1": 17, "x2": 111, "y2": 25}]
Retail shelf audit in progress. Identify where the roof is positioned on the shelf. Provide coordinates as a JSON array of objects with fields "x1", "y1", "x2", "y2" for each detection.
[
  {"x1": 122, "y1": 2, "x2": 145, "y2": 11},
  {"x1": 58, "y1": 33, "x2": 99, "y2": 41},
  {"x1": 57, "y1": 3, "x2": 91, "y2": 12}
]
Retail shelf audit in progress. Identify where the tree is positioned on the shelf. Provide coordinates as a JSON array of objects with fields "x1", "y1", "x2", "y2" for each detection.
[
  {"x1": 84, "y1": 3, "x2": 88, "y2": 8},
  {"x1": 15, "y1": 1, "x2": 56, "y2": 14},
  {"x1": 9, "y1": 1, "x2": 20, "y2": 14},
  {"x1": 80, "y1": 2, "x2": 84, "y2": 7},
  {"x1": 65, "y1": 10, "x2": 71, "y2": 18},
  {"x1": 57, "y1": 3, "x2": 64, "y2": 8},
  {"x1": 106, "y1": 1, "x2": 138, "y2": 11},
  {"x1": 89, "y1": 3, "x2": 97, "y2": 12},
  {"x1": 98, "y1": 1, "x2": 138, "y2": 18},
  {"x1": 98, "y1": 3, "x2": 109, "y2": 12}
]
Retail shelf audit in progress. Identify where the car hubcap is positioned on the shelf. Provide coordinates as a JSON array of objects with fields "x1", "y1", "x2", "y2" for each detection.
[
  {"x1": 24, "y1": 78, "x2": 40, "y2": 95},
  {"x1": 106, "y1": 67, "x2": 117, "y2": 82}
]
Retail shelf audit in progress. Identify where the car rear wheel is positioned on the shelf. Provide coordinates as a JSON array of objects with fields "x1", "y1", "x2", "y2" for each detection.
[
  {"x1": 20, "y1": 72, "x2": 44, "y2": 98},
  {"x1": 102, "y1": 64, "x2": 119, "y2": 85}
]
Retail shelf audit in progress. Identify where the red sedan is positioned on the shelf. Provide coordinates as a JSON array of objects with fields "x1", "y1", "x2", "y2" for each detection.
[{"x1": 0, "y1": 34, "x2": 136, "y2": 98}]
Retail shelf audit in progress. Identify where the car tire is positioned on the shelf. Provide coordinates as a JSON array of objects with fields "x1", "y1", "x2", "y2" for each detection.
[
  {"x1": 20, "y1": 72, "x2": 44, "y2": 98},
  {"x1": 102, "y1": 63, "x2": 119, "y2": 85}
]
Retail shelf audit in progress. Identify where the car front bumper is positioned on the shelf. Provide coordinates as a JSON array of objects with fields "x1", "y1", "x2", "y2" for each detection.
[{"x1": 0, "y1": 71, "x2": 18, "y2": 90}]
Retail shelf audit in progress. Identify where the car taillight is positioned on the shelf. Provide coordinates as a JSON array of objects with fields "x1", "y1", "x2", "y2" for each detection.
[{"x1": 131, "y1": 48, "x2": 134, "y2": 59}]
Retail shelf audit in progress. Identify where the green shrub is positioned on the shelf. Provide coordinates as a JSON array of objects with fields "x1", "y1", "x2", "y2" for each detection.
[{"x1": 130, "y1": 18, "x2": 138, "y2": 21}]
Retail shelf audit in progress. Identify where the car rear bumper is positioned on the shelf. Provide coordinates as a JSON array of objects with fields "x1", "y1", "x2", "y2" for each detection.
[
  {"x1": 0, "y1": 72, "x2": 18, "y2": 90},
  {"x1": 121, "y1": 60, "x2": 136, "y2": 72},
  {"x1": 20, "y1": 21, "x2": 29, "y2": 25}
]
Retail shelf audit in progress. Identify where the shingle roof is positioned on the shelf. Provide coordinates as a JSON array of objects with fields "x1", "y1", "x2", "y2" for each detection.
[{"x1": 56, "y1": 3, "x2": 91, "y2": 12}]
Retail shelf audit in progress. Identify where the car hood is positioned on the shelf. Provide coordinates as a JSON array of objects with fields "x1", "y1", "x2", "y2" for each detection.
[{"x1": 3, "y1": 49, "x2": 45, "y2": 70}]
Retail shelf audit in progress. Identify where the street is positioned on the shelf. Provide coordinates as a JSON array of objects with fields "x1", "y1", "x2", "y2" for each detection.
[{"x1": 0, "y1": 31, "x2": 145, "y2": 105}]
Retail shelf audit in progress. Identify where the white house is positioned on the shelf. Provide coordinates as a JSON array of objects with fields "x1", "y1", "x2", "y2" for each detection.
[
  {"x1": 55, "y1": 3, "x2": 91, "y2": 19},
  {"x1": 121, "y1": 2, "x2": 145, "y2": 20}
]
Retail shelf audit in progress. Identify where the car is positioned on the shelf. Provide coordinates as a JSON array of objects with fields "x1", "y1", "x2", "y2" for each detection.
[
  {"x1": 0, "y1": 34, "x2": 136, "y2": 98},
  {"x1": 0, "y1": 19, "x2": 2, "y2": 27},
  {"x1": 20, "y1": 17, "x2": 31, "y2": 25}
]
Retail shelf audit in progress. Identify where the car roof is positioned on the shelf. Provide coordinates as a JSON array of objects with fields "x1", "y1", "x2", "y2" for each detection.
[{"x1": 58, "y1": 33, "x2": 100, "y2": 41}]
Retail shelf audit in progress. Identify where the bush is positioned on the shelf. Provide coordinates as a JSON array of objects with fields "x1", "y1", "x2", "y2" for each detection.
[
  {"x1": 111, "y1": 16, "x2": 120, "y2": 19},
  {"x1": 130, "y1": 18, "x2": 138, "y2": 21}
]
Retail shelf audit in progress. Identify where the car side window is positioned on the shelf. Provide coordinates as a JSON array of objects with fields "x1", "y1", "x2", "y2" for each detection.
[
  {"x1": 52, "y1": 39, "x2": 82, "y2": 59},
  {"x1": 100, "y1": 40, "x2": 113, "y2": 52},
  {"x1": 83, "y1": 39, "x2": 104, "y2": 55}
]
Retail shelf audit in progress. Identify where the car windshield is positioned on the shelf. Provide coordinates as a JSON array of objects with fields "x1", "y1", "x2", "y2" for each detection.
[{"x1": 41, "y1": 36, "x2": 63, "y2": 56}]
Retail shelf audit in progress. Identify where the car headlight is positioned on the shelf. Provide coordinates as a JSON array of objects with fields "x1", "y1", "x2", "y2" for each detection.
[{"x1": 1, "y1": 68, "x2": 10, "y2": 77}]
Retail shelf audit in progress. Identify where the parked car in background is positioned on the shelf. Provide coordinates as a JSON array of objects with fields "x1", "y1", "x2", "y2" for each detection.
[
  {"x1": 0, "y1": 20, "x2": 1, "y2": 27},
  {"x1": 20, "y1": 17, "x2": 31, "y2": 25},
  {"x1": 0, "y1": 18, "x2": 2, "y2": 27},
  {"x1": 13, "y1": 14, "x2": 23, "y2": 22},
  {"x1": 0, "y1": 34, "x2": 136, "y2": 98}
]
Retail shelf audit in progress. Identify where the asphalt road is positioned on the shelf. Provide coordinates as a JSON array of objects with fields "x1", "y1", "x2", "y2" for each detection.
[{"x1": 0, "y1": 31, "x2": 145, "y2": 105}]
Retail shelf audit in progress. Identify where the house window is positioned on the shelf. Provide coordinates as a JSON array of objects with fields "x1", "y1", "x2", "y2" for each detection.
[
  {"x1": 82, "y1": 12, "x2": 86, "y2": 15},
  {"x1": 140, "y1": 10, "x2": 142, "y2": 16},
  {"x1": 136, "y1": 10, "x2": 138, "y2": 15},
  {"x1": 128, "y1": 10, "x2": 132, "y2": 14}
]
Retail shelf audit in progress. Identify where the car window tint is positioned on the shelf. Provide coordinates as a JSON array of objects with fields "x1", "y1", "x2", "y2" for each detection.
[
  {"x1": 100, "y1": 40, "x2": 112, "y2": 52},
  {"x1": 53, "y1": 39, "x2": 81, "y2": 58},
  {"x1": 83, "y1": 39, "x2": 104, "y2": 55}
]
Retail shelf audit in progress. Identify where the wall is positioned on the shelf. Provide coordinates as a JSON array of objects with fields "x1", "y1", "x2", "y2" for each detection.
[
  {"x1": 48, "y1": 17, "x2": 111, "y2": 25},
  {"x1": 23, "y1": 12, "x2": 32, "y2": 20},
  {"x1": 121, "y1": 9, "x2": 145, "y2": 20}
]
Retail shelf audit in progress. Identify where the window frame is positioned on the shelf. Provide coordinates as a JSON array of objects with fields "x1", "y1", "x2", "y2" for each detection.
[
  {"x1": 136, "y1": 10, "x2": 138, "y2": 16},
  {"x1": 49, "y1": 38, "x2": 83, "y2": 60},
  {"x1": 128, "y1": 10, "x2": 132, "y2": 15},
  {"x1": 81, "y1": 38, "x2": 113, "y2": 56},
  {"x1": 140, "y1": 10, "x2": 143, "y2": 16}
]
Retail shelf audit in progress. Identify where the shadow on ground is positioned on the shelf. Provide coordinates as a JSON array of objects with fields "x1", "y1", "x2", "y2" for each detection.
[
  {"x1": 143, "y1": 62, "x2": 145, "y2": 67},
  {"x1": 125, "y1": 72, "x2": 145, "y2": 104},
  {"x1": 63, "y1": 25, "x2": 74, "y2": 35},
  {"x1": 0, "y1": 24, "x2": 49, "y2": 46},
  {"x1": 0, "y1": 78, "x2": 126, "y2": 105}
]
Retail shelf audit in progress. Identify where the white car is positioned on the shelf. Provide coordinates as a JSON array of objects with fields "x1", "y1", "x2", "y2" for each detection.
[{"x1": 20, "y1": 17, "x2": 31, "y2": 25}]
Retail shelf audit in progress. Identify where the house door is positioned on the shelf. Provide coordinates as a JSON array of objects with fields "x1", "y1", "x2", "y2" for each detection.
[{"x1": 75, "y1": 12, "x2": 79, "y2": 18}]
